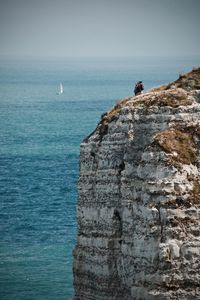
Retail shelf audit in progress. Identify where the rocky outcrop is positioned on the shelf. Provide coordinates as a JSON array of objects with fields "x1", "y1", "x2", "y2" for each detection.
[{"x1": 73, "y1": 68, "x2": 200, "y2": 299}]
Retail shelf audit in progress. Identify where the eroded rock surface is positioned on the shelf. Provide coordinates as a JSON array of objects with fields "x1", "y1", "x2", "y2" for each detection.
[{"x1": 73, "y1": 67, "x2": 200, "y2": 299}]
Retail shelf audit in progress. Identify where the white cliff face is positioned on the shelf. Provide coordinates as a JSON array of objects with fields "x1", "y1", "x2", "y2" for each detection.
[{"x1": 73, "y1": 68, "x2": 200, "y2": 300}]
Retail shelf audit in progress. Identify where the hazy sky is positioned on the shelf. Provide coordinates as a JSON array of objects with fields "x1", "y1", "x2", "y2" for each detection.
[{"x1": 0, "y1": 0, "x2": 199, "y2": 58}]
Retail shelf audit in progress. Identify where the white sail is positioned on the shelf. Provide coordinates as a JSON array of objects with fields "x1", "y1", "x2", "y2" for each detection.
[{"x1": 59, "y1": 82, "x2": 64, "y2": 94}]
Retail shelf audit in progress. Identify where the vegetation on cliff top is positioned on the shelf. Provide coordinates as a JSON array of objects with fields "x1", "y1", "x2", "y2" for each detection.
[
  {"x1": 98, "y1": 67, "x2": 200, "y2": 138},
  {"x1": 151, "y1": 67, "x2": 200, "y2": 92}
]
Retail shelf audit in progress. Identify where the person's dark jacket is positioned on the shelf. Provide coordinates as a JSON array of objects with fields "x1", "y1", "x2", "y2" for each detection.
[{"x1": 134, "y1": 81, "x2": 144, "y2": 95}]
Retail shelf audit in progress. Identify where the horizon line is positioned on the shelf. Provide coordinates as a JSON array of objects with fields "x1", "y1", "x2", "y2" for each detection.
[{"x1": 1, "y1": 54, "x2": 200, "y2": 61}]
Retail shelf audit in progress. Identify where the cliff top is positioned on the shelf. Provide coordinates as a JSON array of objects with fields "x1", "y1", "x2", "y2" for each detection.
[
  {"x1": 151, "y1": 67, "x2": 200, "y2": 92},
  {"x1": 92, "y1": 67, "x2": 200, "y2": 140},
  {"x1": 85, "y1": 67, "x2": 200, "y2": 171}
]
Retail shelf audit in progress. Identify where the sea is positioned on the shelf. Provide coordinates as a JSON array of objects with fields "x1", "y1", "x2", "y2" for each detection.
[{"x1": 0, "y1": 56, "x2": 199, "y2": 300}]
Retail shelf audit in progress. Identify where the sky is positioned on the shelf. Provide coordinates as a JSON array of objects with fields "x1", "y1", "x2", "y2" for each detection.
[{"x1": 0, "y1": 0, "x2": 199, "y2": 58}]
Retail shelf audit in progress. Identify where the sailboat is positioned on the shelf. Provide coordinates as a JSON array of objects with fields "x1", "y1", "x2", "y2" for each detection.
[{"x1": 58, "y1": 82, "x2": 64, "y2": 95}]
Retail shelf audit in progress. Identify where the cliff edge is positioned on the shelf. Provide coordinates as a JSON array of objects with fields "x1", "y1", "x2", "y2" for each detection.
[{"x1": 73, "y1": 67, "x2": 200, "y2": 300}]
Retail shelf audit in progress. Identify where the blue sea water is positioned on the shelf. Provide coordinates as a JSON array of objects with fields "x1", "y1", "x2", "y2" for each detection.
[{"x1": 0, "y1": 56, "x2": 199, "y2": 300}]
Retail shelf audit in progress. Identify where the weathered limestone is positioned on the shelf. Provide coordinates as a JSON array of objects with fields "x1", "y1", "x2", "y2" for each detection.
[{"x1": 73, "y1": 68, "x2": 200, "y2": 299}]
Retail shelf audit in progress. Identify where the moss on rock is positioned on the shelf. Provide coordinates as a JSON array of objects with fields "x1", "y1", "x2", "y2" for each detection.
[
  {"x1": 153, "y1": 129, "x2": 198, "y2": 165},
  {"x1": 187, "y1": 178, "x2": 200, "y2": 205}
]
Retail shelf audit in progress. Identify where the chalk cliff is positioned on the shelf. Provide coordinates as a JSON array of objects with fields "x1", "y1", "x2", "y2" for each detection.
[{"x1": 73, "y1": 68, "x2": 200, "y2": 299}]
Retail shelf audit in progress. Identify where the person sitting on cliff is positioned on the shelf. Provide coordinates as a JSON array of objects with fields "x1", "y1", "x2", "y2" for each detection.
[{"x1": 134, "y1": 81, "x2": 144, "y2": 96}]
